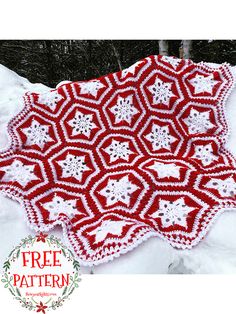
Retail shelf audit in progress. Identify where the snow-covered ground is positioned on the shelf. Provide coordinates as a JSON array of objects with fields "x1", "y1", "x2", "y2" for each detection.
[{"x1": 1, "y1": 63, "x2": 236, "y2": 274}]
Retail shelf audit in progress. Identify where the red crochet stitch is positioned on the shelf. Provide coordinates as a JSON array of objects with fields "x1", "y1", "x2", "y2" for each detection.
[{"x1": 1, "y1": 55, "x2": 236, "y2": 265}]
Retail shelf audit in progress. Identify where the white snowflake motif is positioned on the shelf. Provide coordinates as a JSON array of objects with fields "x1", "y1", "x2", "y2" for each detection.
[
  {"x1": 57, "y1": 153, "x2": 91, "y2": 181},
  {"x1": 147, "y1": 77, "x2": 175, "y2": 106},
  {"x1": 145, "y1": 123, "x2": 177, "y2": 151},
  {"x1": 121, "y1": 61, "x2": 144, "y2": 78},
  {"x1": 0, "y1": 159, "x2": 39, "y2": 187},
  {"x1": 78, "y1": 80, "x2": 105, "y2": 97},
  {"x1": 99, "y1": 175, "x2": 139, "y2": 207},
  {"x1": 43, "y1": 194, "x2": 80, "y2": 221},
  {"x1": 205, "y1": 177, "x2": 236, "y2": 198},
  {"x1": 151, "y1": 198, "x2": 195, "y2": 228},
  {"x1": 38, "y1": 90, "x2": 64, "y2": 111},
  {"x1": 68, "y1": 110, "x2": 97, "y2": 137},
  {"x1": 147, "y1": 161, "x2": 181, "y2": 179},
  {"x1": 103, "y1": 139, "x2": 134, "y2": 163},
  {"x1": 189, "y1": 74, "x2": 218, "y2": 94},
  {"x1": 162, "y1": 56, "x2": 181, "y2": 69},
  {"x1": 183, "y1": 108, "x2": 215, "y2": 134},
  {"x1": 110, "y1": 95, "x2": 139, "y2": 125},
  {"x1": 87, "y1": 220, "x2": 128, "y2": 243},
  {"x1": 192, "y1": 143, "x2": 218, "y2": 166},
  {"x1": 21, "y1": 119, "x2": 54, "y2": 149}
]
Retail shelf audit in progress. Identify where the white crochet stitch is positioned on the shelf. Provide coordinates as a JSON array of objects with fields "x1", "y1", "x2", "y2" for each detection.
[
  {"x1": 148, "y1": 77, "x2": 174, "y2": 105},
  {"x1": 162, "y1": 56, "x2": 181, "y2": 69},
  {"x1": 192, "y1": 143, "x2": 218, "y2": 166},
  {"x1": 87, "y1": 220, "x2": 128, "y2": 243},
  {"x1": 151, "y1": 198, "x2": 195, "y2": 228},
  {"x1": 78, "y1": 80, "x2": 105, "y2": 97},
  {"x1": 38, "y1": 90, "x2": 64, "y2": 111},
  {"x1": 99, "y1": 175, "x2": 139, "y2": 206},
  {"x1": 103, "y1": 139, "x2": 134, "y2": 163},
  {"x1": 147, "y1": 161, "x2": 181, "y2": 179},
  {"x1": 57, "y1": 153, "x2": 91, "y2": 181},
  {"x1": 110, "y1": 95, "x2": 139, "y2": 124},
  {"x1": 43, "y1": 194, "x2": 79, "y2": 220},
  {"x1": 0, "y1": 159, "x2": 38, "y2": 187},
  {"x1": 145, "y1": 123, "x2": 177, "y2": 151},
  {"x1": 189, "y1": 74, "x2": 218, "y2": 94},
  {"x1": 21, "y1": 119, "x2": 54, "y2": 149},
  {"x1": 205, "y1": 177, "x2": 236, "y2": 197},
  {"x1": 68, "y1": 110, "x2": 97, "y2": 137},
  {"x1": 183, "y1": 108, "x2": 215, "y2": 134}
]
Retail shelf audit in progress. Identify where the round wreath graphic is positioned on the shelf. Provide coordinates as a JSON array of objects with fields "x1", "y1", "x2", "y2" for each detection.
[{"x1": 1, "y1": 233, "x2": 81, "y2": 312}]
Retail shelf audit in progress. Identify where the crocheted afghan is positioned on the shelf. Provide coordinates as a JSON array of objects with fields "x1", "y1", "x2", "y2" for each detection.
[{"x1": 1, "y1": 55, "x2": 236, "y2": 265}]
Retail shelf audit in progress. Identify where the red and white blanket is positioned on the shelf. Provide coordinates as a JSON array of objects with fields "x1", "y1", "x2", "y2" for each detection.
[{"x1": 1, "y1": 55, "x2": 236, "y2": 265}]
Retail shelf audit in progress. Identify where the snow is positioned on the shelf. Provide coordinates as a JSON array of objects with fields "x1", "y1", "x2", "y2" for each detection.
[{"x1": 1, "y1": 64, "x2": 236, "y2": 274}]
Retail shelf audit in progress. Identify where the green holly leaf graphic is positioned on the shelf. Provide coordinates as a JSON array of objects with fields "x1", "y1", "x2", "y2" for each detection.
[{"x1": 3, "y1": 260, "x2": 10, "y2": 272}]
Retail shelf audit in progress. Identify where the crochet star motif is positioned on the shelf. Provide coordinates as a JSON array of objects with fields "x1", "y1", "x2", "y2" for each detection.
[
  {"x1": 110, "y1": 95, "x2": 139, "y2": 124},
  {"x1": 38, "y1": 90, "x2": 64, "y2": 111},
  {"x1": 57, "y1": 154, "x2": 91, "y2": 181},
  {"x1": 1, "y1": 54, "x2": 236, "y2": 266},
  {"x1": 67, "y1": 110, "x2": 97, "y2": 137},
  {"x1": 0, "y1": 160, "x2": 38, "y2": 187},
  {"x1": 21, "y1": 119, "x2": 54, "y2": 149},
  {"x1": 192, "y1": 143, "x2": 218, "y2": 166},
  {"x1": 121, "y1": 61, "x2": 144, "y2": 78},
  {"x1": 103, "y1": 139, "x2": 134, "y2": 163},
  {"x1": 147, "y1": 162, "x2": 181, "y2": 179},
  {"x1": 205, "y1": 177, "x2": 236, "y2": 197},
  {"x1": 145, "y1": 124, "x2": 177, "y2": 151},
  {"x1": 151, "y1": 198, "x2": 195, "y2": 228},
  {"x1": 43, "y1": 194, "x2": 78, "y2": 221},
  {"x1": 78, "y1": 80, "x2": 105, "y2": 97},
  {"x1": 99, "y1": 175, "x2": 139, "y2": 206},
  {"x1": 162, "y1": 56, "x2": 181, "y2": 69},
  {"x1": 87, "y1": 220, "x2": 128, "y2": 243},
  {"x1": 183, "y1": 108, "x2": 215, "y2": 134},
  {"x1": 189, "y1": 74, "x2": 218, "y2": 94},
  {"x1": 148, "y1": 77, "x2": 174, "y2": 105}
]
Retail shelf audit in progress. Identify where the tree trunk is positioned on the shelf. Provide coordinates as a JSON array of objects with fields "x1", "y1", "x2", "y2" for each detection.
[
  {"x1": 158, "y1": 40, "x2": 169, "y2": 56},
  {"x1": 180, "y1": 40, "x2": 192, "y2": 59}
]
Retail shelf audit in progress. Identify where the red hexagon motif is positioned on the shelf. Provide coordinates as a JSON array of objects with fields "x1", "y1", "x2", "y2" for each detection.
[
  {"x1": 49, "y1": 147, "x2": 99, "y2": 188},
  {"x1": 33, "y1": 87, "x2": 67, "y2": 115},
  {"x1": 177, "y1": 103, "x2": 219, "y2": 136},
  {"x1": 71, "y1": 76, "x2": 112, "y2": 105},
  {"x1": 97, "y1": 134, "x2": 142, "y2": 168},
  {"x1": 140, "y1": 70, "x2": 184, "y2": 113},
  {"x1": 71, "y1": 213, "x2": 151, "y2": 261},
  {"x1": 156, "y1": 54, "x2": 192, "y2": 73},
  {"x1": 138, "y1": 117, "x2": 183, "y2": 156},
  {"x1": 91, "y1": 170, "x2": 149, "y2": 213},
  {"x1": 104, "y1": 90, "x2": 144, "y2": 130},
  {"x1": 17, "y1": 114, "x2": 60, "y2": 153},
  {"x1": 61, "y1": 105, "x2": 105, "y2": 144},
  {"x1": 0, "y1": 156, "x2": 46, "y2": 193},
  {"x1": 185, "y1": 138, "x2": 227, "y2": 170},
  {"x1": 194, "y1": 171, "x2": 236, "y2": 201},
  {"x1": 34, "y1": 189, "x2": 92, "y2": 224},
  {"x1": 140, "y1": 158, "x2": 194, "y2": 186},
  {"x1": 184, "y1": 69, "x2": 223, "y2": 98},
  {"x1": 113, "y1": 58, "x2": 149, "y2": 84},
  {"x1": 141, "y1": 191, "x2": 206, "y2": 233}
]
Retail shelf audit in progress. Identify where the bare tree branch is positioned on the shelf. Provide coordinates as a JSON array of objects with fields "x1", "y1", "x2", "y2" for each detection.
[{"x1": 110, "y1": 41, "x2": 122, "y2": 71}]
